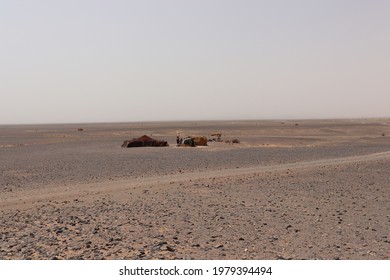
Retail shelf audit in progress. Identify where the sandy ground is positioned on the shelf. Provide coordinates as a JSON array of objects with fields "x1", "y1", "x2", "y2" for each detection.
[{"x1": 1, "y1": 119, "x2": 390, "y2": 260}]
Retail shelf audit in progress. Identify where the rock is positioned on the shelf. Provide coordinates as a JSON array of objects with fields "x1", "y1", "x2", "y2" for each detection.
[{"x1": 166, "y1": 246, "x2": 175, "y2": 252}]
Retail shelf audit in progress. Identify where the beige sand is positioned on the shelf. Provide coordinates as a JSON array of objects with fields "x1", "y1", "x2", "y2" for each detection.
[{"x1": 1, "y1": 119, "x2": 389, "y2": 259}]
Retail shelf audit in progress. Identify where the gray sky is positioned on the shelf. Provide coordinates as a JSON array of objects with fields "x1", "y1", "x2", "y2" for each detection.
[{"x1": 1, "y1": 0, "x2": 389, "y2": 124}]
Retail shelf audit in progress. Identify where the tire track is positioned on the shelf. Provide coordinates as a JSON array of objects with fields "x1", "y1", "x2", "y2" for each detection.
[{"x1": 2, "y1": 151, "x2": 390, "y2": 210}]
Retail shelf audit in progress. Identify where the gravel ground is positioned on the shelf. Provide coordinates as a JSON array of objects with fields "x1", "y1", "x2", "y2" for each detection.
[{"x1": 1, "y1": 119, "x2": 390, "y2": 259}]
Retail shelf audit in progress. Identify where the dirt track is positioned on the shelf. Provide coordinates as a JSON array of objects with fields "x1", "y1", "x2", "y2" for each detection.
[
  {"x1": 1, "y1": 120, "x2": 390, "y2": 259},
  {"x1": 2, "y1": 150, "x2": 390, "y2": 210}
]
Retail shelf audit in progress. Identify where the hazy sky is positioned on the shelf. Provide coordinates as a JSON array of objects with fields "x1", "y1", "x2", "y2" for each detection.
[{"x1": 1, "y1": 0, "x2": 389, "y2": 124}]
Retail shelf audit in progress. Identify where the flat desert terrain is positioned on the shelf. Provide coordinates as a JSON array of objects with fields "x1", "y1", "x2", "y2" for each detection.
[{"x1": 1, "y1": 119, "x2": 390, "y2": 260}]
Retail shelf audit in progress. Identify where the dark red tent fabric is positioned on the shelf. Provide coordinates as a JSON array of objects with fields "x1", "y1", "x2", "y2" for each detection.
[{"x1": 122, "y1": 135, "x2": 168, "y2": 148}]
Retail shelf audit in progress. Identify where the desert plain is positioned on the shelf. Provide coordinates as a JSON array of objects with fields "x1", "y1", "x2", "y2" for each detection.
[{"x1": 1, "y1": 119, "x2": 390, "y2": 260}]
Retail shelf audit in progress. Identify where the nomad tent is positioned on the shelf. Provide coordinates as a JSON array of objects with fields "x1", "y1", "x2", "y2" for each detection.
[{"x1": 121, "y1": 135, "x2": 168, "y2": 148}]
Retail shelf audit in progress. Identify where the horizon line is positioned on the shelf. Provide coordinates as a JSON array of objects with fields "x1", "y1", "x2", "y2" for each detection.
[{"x1": 1, "y1": 116, "x2": 390, "y2": 126}]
